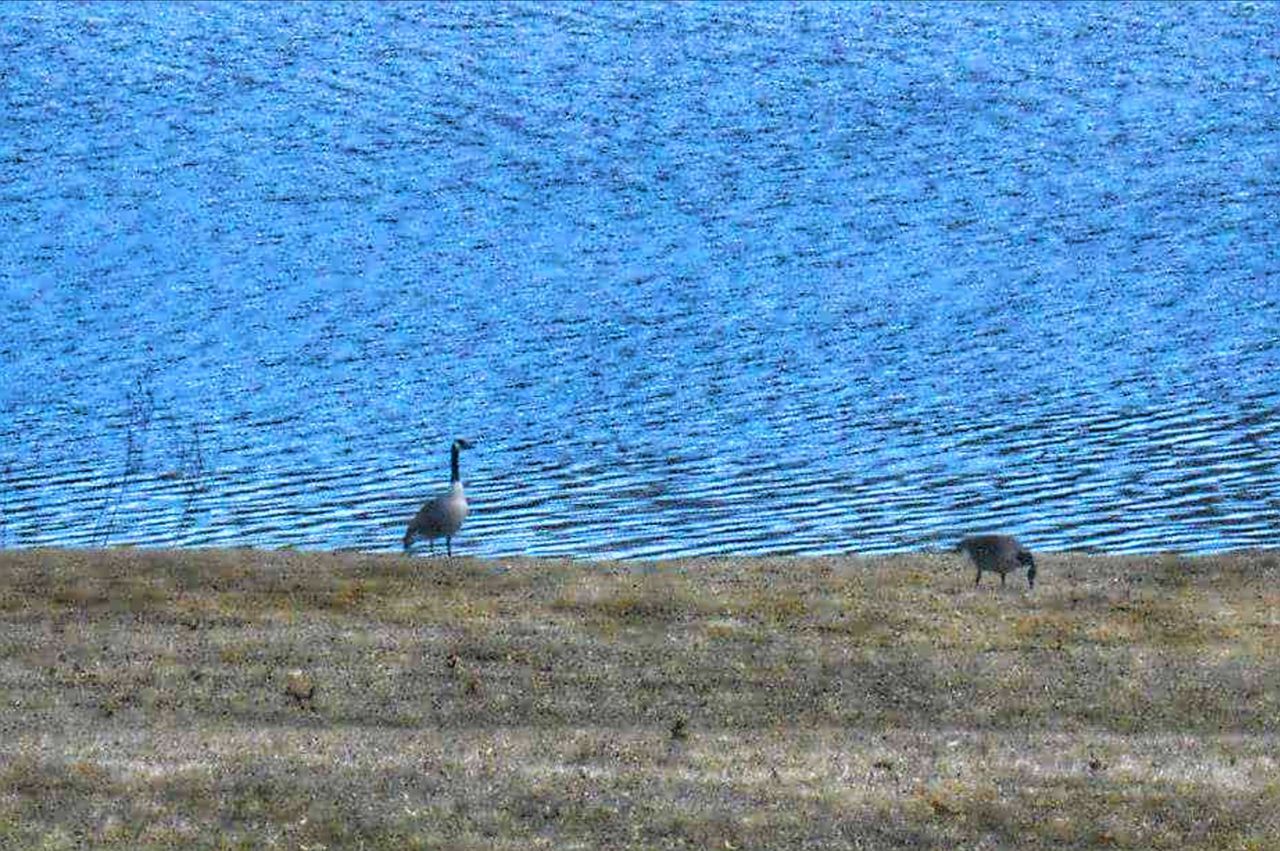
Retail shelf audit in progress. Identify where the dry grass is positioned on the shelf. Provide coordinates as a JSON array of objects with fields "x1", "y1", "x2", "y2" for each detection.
[{"x1": 0, "y1": 547, "x2": 1277, "y2": 848}]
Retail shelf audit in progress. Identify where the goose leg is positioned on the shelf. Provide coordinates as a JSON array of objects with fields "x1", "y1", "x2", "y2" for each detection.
[
  {"x1": 1001, "y1": 572, "x2": 1006, "y2": 588},
  {"x1": 975, "y1": 568, "x2": 981, "y2": 587},
  {"x1": 446, "y1": 537, "x2": 452, "y2": 558}
]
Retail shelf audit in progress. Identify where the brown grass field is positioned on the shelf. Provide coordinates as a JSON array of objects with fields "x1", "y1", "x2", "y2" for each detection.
[{"x1": 0, "y1": 547, "x2": 1277, "y2": 849}]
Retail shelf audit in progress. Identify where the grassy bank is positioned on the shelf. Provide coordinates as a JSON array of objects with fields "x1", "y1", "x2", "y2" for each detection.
[{"x1": 0, "y1": 547, "x2": 1277, "y2": 849}]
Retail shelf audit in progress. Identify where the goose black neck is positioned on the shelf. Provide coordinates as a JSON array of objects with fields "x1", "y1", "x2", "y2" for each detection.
[{"x1": 450, "y1": 444, "x2": 461, "y2": 483}]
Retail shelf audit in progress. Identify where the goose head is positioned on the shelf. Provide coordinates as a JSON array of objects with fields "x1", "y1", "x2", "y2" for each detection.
[{"x1": 1017, "y1": 550, "x2": 1037, "y2": 588}]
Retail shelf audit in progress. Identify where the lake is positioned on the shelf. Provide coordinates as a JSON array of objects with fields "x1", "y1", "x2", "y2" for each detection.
[{"x1": 2, "y1": 1, "x2": 1278, "y2": 558}]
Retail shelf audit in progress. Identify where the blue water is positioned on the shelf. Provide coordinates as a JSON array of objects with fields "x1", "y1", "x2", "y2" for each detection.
[{"x1": 2, "y1": 2, "x2": 1278, "y2": 558}]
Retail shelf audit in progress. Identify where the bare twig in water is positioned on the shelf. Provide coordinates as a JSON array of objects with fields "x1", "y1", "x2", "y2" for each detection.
[
  {"x1": 177, "y1": 420, "x2": 209, "y2": 540},
  {"x1": 94, "y1": 371, "x2": 156, "y2": 547}
]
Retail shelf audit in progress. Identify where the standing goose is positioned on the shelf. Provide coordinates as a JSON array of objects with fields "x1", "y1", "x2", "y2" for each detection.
[
  {"x1": 403, "y1": 438, "x2": 473, "y2": 557},
  {"x1": 956, "y1": 534, "x2": 1036, "y2": 589}
]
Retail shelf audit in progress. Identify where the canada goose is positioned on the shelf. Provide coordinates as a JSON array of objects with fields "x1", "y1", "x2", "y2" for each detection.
[
  {"x1": 956, "y1": 534, "x2": 1036, "y2": 589},
  {"x1": 403, "y1": 438, "x2": 473, "y2": 557}
]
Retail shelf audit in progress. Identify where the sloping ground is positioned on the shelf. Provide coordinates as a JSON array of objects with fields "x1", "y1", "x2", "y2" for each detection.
[{"x1": 0, "y1": 548, "x2": 1276, "y2": 849}]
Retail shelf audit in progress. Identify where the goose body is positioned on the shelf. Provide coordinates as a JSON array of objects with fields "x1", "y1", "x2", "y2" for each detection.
[
  {"x1": 956, "y1": 534, "x2": 1036, "y2": 589},
  {"x1": 404, "y1": 439, "x2": 472, "y2": 556}
]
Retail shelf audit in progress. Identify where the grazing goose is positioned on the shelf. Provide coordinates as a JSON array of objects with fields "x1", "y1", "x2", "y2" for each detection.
[
  {"x1": 403, "y1": 438, "x2": 472, "y2": 557},
  {"x1": 956, "y1": 534, "x2": 1036, "y2": 589}
]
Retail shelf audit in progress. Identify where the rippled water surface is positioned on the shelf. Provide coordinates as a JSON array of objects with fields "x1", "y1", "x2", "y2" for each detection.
[{"x1": 2, "y1": 2, "x2": 1278, "y2": 558}]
